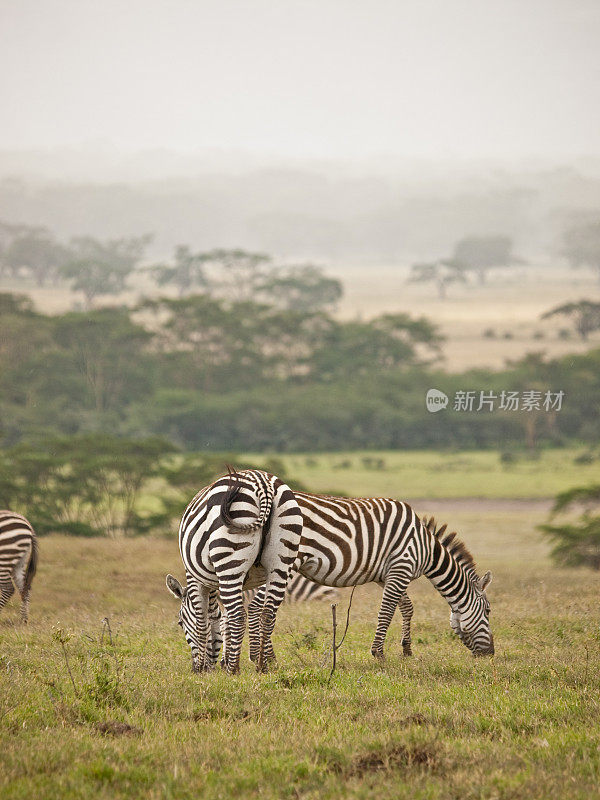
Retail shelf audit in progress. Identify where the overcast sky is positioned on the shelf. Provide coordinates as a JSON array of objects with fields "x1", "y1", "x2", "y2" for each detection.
[{"x1": 1, "y1": 0, "x2": 599, "y2": 161}]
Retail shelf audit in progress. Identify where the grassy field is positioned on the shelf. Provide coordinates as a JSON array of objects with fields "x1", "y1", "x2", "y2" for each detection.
[
  {"x1": 1, "y1": 504, "x2": 599, "y2": 800},
  {"x1": 253, "y1": 448, "x2": 599, "y2": 500}
]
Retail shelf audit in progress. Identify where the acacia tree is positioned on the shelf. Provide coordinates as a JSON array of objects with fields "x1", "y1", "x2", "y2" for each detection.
[
  {"x1": 452, "y1": 235, "x2": 515, "y2": 284},
  {"x1": 2, "y1": 227, "x2": 70, "y2": 286},
  {"x1": 201, "y1": 248, "x2": 273, "y2": 302},
  {"x1": 257, "y1": 264, "x2": 343, "y2": 312},
  {"x1": 407, "y1": 260, "x2": 466, "y2": 299},
  {"x1": 0, "y1": 435, "x2": 177, "y2": 536},
  {"x1": 60, "y1": 234, "x2": 151, "y2": 307},
  {"x1": 539, "y1": 485, "x2": 600, "y2": 570},
  {"x1": 51, "y1": 308, "x2": 153, "y2": 414},
  {"x1": 541, "y1": 301, "x2": 600, "y2": 341},
  {"x1": 148, "y1": 244, "x2": 208, "y2": 296}
]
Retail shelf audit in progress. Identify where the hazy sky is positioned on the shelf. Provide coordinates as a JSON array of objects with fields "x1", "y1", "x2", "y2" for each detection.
[{"x1": 1, "y1": 0, "x2": 599, "y2": 160}]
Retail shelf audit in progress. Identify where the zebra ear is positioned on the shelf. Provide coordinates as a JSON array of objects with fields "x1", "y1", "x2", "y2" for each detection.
[
  {"x1": 166, "y1": 574, "x2": 185, "y2": 600},
  {"x1": 450, "y1": 610, "x2": 462, "y2": 633},
  {"x1": 477, "y1": 571, "x2": 492, "y2": 592}
]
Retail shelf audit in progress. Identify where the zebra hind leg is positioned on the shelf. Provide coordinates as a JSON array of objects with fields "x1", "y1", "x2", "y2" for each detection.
[
  {"x1": 218, "y1": 582, "x2": 246, "y2": 674},
  {"x1": 398, "y1": 592, "x2": 414, "y2": 656},
  {"x1": 12, "y1": 552, "x2": 30, "y2": 624},
  {"x1": 371, "y1": 571, "x2": 410, "y2": 660}
]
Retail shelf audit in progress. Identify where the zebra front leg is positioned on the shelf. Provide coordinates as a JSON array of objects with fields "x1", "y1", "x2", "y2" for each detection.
[
  {"x1": 247, "y1": 586, "x2": 266, "y2": 665},
  {"x1": 218, "y1": 582, "x2": 246, "y2": 674},
  {"x1": 220, "y1": 609, "x2": 230, "y2": 670},
  {"x1": 257, "y1": 574, "x2": 290, "y2": 673},
  {"x1": 398, "y1": 592, "x2": 414, "y2": 656},
  {"x1": 371, "y1": 570, "x2": 410, "y2": 660},
  {"x1": 204, "y1": 589, "x2": 223, "y2": 669},
  {"x1": 197, "y1": 585, "x2": 214, "y2": 672},
  {"x1": 0, "y1": 573, "x2": 15, "y2": 616}
]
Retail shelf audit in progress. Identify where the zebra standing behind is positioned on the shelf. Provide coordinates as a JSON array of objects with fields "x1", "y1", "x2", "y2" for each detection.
[
  {"x1": 0, "y1": 510, "x2": 38, "y2": 623},
  {"x1": 244, "y1": 572, "x2": 339, "y2": 606},
  {"x1": 165, "y1": 469, "x2": 303, "y2": 673},
  {"x1": 247, "y1": 490, "x2": 494, "y2": 662}
]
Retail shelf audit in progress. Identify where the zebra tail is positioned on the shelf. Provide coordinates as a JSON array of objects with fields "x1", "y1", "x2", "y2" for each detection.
[
  {"x1": 220, "y1": 465, "x2": 273, "y2": 532},
  {"x1": 25, "y1": 535, "x2": 38, "y2": 589}
]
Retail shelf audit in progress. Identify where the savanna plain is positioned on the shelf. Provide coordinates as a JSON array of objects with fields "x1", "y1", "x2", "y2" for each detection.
[{"x1": 1, "y1": 456, "x2": 599, "y2": 800}]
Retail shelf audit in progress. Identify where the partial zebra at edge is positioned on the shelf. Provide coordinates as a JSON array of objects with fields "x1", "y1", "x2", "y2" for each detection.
[{"x1": 0, "y1": 510, "x2": 38, "y2": 623}]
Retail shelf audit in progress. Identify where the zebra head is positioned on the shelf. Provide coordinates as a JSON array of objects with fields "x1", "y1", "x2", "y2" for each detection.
[
  {"x1": 450, "y1": 571, "x2": 494, "y2": 656},
  {"x1": 165, "y1": 574, "x2": 202, "y2": 672},
  {"x1": 166, "y1": 575, "x2": 223, "y2": 672}
]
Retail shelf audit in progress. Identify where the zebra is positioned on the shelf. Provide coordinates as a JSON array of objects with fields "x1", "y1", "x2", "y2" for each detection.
[
  {"x1": 165, "y1": 468, "x2": 303, "y2": 673},
  {"x1": 245, "y1": 492, "x2": 494, "y2": 662},
  {"x1": 0, "y1": 510, "x2": 38, "y2": 623},
  {"x1": 243, "y1": 571, "x2": 339, "y2": 606}
]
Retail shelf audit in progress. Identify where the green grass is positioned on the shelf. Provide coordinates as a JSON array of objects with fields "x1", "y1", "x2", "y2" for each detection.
[
  {"x1": 1, "y1": 506, "x2": 599, "y2": 799},
  {"x1": 250, "y1": 448, "x2": 599, "y2": 499}
]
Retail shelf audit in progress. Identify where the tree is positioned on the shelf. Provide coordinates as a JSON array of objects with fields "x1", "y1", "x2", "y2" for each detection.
[
  {"x1": 257, "y1": 264, "x2": 343, "y2": 312},
  {"x1": 539, "y1": 485, "x2": 600, "y2": 570},
  {"x1": 2, "y1": 227, "x2": 70, "y2": 286},
  {"x1": 148, "y1": 244, "x2": 208, "y2": 296},
  {"x1": 562, "y1": 220, "x2": 600, "y2": 282},
  {"x1": 541, "y1": 301, "x2": 600, "y2": 341},
  {"x1": 201, "y1": 248, "x2": 273, "y2": 302},
  {"x1": 407, "y1": 260, "x2": 466, "y2": 299},
  {"x1": 309, "y1": 313, "x2": 442, "y2": 379},
  {"x1": 0, "y1": 435, "x2": 177, "y2": 536},
  {"x1": 452, "y1": 235, "x2": 515, "y2": 284},
  {"x1": 52, "y1": 308, "x2": 153, "y2": 413},
  {"x1": 60, "y1": 235, "x2": 151, "y2": 307}
]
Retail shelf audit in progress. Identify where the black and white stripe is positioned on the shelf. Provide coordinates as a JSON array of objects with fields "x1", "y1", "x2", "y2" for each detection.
[
  {"x1": 248, "y1": 493, "x2": 494, "y2": 661},
  {"x1": 166, "y1": 469, "x2": 303, "y2": 673},
  {"x1": 0, "y1": 510, "x2": 38, "y2": 623}
]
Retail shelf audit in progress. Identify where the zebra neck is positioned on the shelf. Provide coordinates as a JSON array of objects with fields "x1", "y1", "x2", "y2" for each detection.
[{"x1": 423, "y1": 540, "x2": 477, "y2": 612}]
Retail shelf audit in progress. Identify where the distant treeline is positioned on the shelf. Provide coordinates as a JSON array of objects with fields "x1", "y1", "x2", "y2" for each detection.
[
  {"x1": 2, "y1": 163, "x2": 600, "y2": 261},
  {"x1": 1, "y1": 292, "x2": 598, "y2": 452}
]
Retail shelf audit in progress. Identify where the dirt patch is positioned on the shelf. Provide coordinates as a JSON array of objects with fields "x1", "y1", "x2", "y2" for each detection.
[
  {"x1": 95, "y1": 721, "x2": 143, "y2": 737},
  {"x1": 399, "y1": 713, "x2": 429, "y2": 727},
  {"x1": 326, "y1": 742, "x2": 438, "y2": 777}
]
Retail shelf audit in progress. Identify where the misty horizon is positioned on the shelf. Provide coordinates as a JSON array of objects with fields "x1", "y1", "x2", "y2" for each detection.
[{"x1": 1, "y1": 0, "x2": 599, "y2": 163}]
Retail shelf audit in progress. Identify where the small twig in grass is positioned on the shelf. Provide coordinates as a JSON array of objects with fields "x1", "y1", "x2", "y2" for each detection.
[
  {"x1": 328, "y1": 586, "x2": 356, "y2": 685},
  {"x1": 337, "y1": 586, "x2": 356, "y2": 649},
  {"x1": 328, "y1": 604, "x2": 337, "y2": 685},
  {"x1": 52, "y1": 628, "x2": 78, "y2": 697},
  {"x1": 101, "y1": 617, "x2": 113, "y2": 646}
]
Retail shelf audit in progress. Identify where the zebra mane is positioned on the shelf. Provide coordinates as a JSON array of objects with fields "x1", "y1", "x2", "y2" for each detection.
[{"x1": 422, "y1": 516, "x2": 477, "y2": 573}]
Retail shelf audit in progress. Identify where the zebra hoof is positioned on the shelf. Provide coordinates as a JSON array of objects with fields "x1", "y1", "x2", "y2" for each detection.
[
  {"x1": 402, "y1": 645, "x2": 413, "y2": 657},
  {"x1": 371, "y1": 647, "x2": 384, "y2": 660}
]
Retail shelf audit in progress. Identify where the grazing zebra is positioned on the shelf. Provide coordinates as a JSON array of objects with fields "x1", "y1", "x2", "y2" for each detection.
[
  {"x1": 244, "y1": 572, "x2": 339, "y2": 606},
  {"x1": 165, "y1": 469, "x2": 302, "y2": 673},
  {"x1": 0, "y1": 510, "x2": 38, "y2": 623},
  {"x1": 241, "y1": 572, "x2": 339, "y2": 667},
  {"x1": 246, "y1": 492, "x2": 494, "y2": 662}
]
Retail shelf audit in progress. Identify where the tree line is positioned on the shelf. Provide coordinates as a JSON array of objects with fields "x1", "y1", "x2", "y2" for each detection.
[{"x1": 1, "y1": 291, "x2": 599, "y2": 452}]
